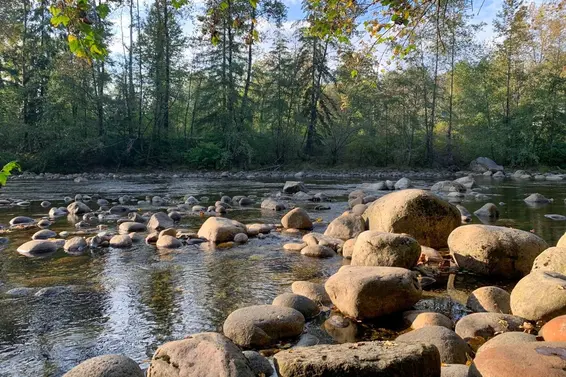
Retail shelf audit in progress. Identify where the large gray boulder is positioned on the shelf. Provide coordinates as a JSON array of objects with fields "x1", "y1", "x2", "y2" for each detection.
[
  {"x1": 272, "y1": 293, "x2": 319, "y2": 319},
  {"x1": 274, "y1": 341, "x2": 441, "y2": 377},
  {"x1": 261, "y1": 198, "x2": 286, "y2": 211},
  {"x1": 223, "y1": 305, "x2": 305, "y2": 348},
  {"x1": 510, "y1": 271, "x2": 566, "y2": 321},
  {"x1": 467, "y1": 286, "x2": 511, "y2": 314},
  {"x1": 363, "y1": 189, "x2": 461, "y2": 249},
  {"x1": 67, "y1": 201, "x2": 92, "y2": 215},
  {"x1": 147, "y1": 332, "x2": 255, "y2": 377},
  {"x1": 63, "y1": 354, "x2": 143, "y2": 377},
  {"x1": 396, "y1": 326, "x2": 472, "y2": 364},
  {"x1": 470, "y1": 157, "x2": 504, "y2": 173},
  {"x1": 325, "y1": 266, "x2": 422, "y2": 319},
  {"x1": 324, "y1": 214, "x2": 365, "y2": 241},
  {"x1": 449, "y1": 225, "x2": 548, "y2": 278},
  {"x1": 454, "y1": 313, "x2": 525, "y2": 341},
  {"x1": 198, "y1": 217, "x2": 247, "y2": 243},
  {"x1": 351, "y1": 231, "x2": 421, "y2": 269},
  {"x1": 431, "y1": 181, "x2": 467, "y2": 193}
]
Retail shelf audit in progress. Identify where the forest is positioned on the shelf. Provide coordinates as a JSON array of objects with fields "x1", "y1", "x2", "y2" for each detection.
[{"x1": 0, "y1": 0, "x2": 565, "y2": 172}]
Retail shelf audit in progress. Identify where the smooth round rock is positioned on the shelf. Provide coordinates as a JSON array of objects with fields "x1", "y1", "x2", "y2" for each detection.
[
  {"x1": 455, "y1": 313, "x2": 525, "y2": 341},
  {"x1": 63, "y1": 354, "x2": 143, "y2": 377},
  {"x1": 469, "y1": 342, "x2": 566, "y2": 377},
  {"x1": 533, "y1": 247, "x2": 566, "y2": 274},
  {"x1": 351, "y1": 231, "x2": 421, "y2": 269},
  {"x1": 119, "y1": 222, "x2": 146, "y2": 233},
  {"x1": 324, "y1": 214, "x2": 366, "y2": 241},
  {"x1": 511, "y1": 271, "x2": 566, "y2": 321},
  {"x1": 325, "y1": 266, "x2": 422, "y2": 319},
  {"x1": 17, "y1": 240, "x2": 57, "y2": 255},
  {"x1": 64, "y1": 237, "x2": 87, "y2": 253},
  {"x1": 477, "y1": 332, "x2": 537, "y2": 355},
  {"x1": 449, "y1": 225, "x2": 548, "y2": 278},
  {"x1": 396, "y1": 326, "x2": 472, "y2": 364},
  {"x1": 300, "y1": 245, "x2": 335, "y2": 258},
  {"x1": 342, "y1": 238, "x2": 356, "y2": 259},
  {"x1": 541, "y1": 315, "x2": 566, "y2": 341},
  {"x1": 467, "y1": 286, "x2": 511, "y2": 314},
  {"x1": 362, "y1": 189, "x2": 461, "y2": 248},
  {"x1": 109, "y1": 235, "x2": 132, "y2": 249},
  {"x1": 156, "y1": 235, "x2": 182, "y2": 249},
  {"x1": 272, "y1": 293, "x2": 320, "y2": 319},
  {"x1": 291, "y1": 281, "x2": 332, "y2": 306},
  {"x1": 403, "y1": 310, "x2": 453, "y2": 330},
  {"x1": 284, "y1": 243, "x2": 306, "y2": 252},
  {"x1": 198, "y1": 217, "x2": 247, "y2": 243},
  {"x1": 281, "y1": 208, "x2": 313, "y2": 230},
  {"x1": 441, "y1": 364, "x2": 469, "y2": 377},
  {"x1": 147, "y1": 332, "x2": 255, "y2": 377},
  {"x1": 32, "y1": 229, "x2": 57, "y2": 240},
  {"x1": 234, "y1": 233, "x2": 248, "y2": 244},
  {"x1": 223, "y1": 305, "x2": 305, "y2": 348},
  {"x1": 9, "y1": 216, "x2": 35, "y2": 226}
]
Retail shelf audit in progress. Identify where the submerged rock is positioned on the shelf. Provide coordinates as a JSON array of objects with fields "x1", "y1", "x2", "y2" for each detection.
[{"x1": 9, "y1": 216, "x2": 35, "y2": 226}]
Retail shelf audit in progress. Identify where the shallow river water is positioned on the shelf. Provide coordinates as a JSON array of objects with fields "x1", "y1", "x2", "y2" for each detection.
[{"x1": 1, "y1": 174, "x2": 566, "y2": 377}]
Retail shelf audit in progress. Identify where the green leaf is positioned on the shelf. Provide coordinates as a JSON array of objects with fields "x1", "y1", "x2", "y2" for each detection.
[
  {"x1": 0, "y1": 161, "x2": 21, "y2": 187},
  {"x1": 220, "y1": 1, "x2": 229, "y2": 10},
  {"x1": 351, "y1": 69, "x2": 358, "y2": 78},
  {"x1": 96, "y1": 4, "x2": 110, "y2": 19},
  {"x1": 249, "y1": 0, "x2": 258, "y2": 8},
  {"x1": 51, "y1": 14, "x2": 70, "y2": 27}
]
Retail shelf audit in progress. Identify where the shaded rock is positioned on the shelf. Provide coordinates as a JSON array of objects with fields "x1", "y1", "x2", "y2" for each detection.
[
  {"x1": 492, "y1": 171, "x2": 505, "y2": 178},
  {"x1": 351, "y1": 204, "x2": 367, "y2": 216},
  {"x1": 119, "y1": 222, "x2": 146, "y2": 233},
  {"x1": 420, "y1": 246, "x2": 444, "y2": 264},
  {"x1": 32, "y1": 229, "x2": 57, "y2": 240},
  {"x1": 456, "y1": 205, "x2": 472, "y2": 223},
  {"x1": 467, "y1": 286, "x2": 511, "y2": 314},
  {"x1": 147, "y1": 332, "x2": 255, "y2": 377},
  {"x1": 63, "y1": 354, "x2": 143, "y2": 377},
  {"x1": 17, "y1": 240, "x2": 57, "y2": 255},
  {"x1": 469, "y1": 342, "x2": 566, "y2": 377},
  {"x1": 9, "y1": 216, "x2": 35, "y2": 226},
  {"x1": 281, "y1": 208, "x2": 312, "y2": 230},
  {"x1": 109, "y1": 206, "x2": 129, "y2": 215},
  {"x1": 342, "y1": 238, "x2": 356, "y2": 259},
  {"x1": 477, "y1": 332, "x2": 537, "y2": 354},
  {"x1": 35, "y1": 286, "x2": 73, "y2": 297},
  {"x1": 396, "y1": 326, "x2": 472, "y2": 364},
  {"x1": 294, "y1": 334, "x2": 322, "y2": 348},
  {"x1": 109, "y1": 235, "x2": 132, "y2": 249},
  {"x1": 351, "y1": 231, "x2": 421, "y2": 269},
  {"x1": 524, "y1": 193, "x2": 551, "y2": 204},
  {"x1": 394, "y1": 177, "x2": 412, "y2": 190},
  {"x1": 441, "y1": 364, "x2": 469, "y2": 377},
  {"x1": 325, "y1": 266, "x2": 422, "y2": 319},
  {"x1": 363, "y1": 189, "x2": 461, "y2": 249},
  {"x1": 168, "y1": 211, "x2": 182, "y2": 222},
  {"x1": 474, "y1": 203, "x2": 499, "y2": 219},
  {"x1": 449, "y1": 225, "x2": 548, "y2": 278},
  {"x1": 49, "y1": 208, "x2": 67, "y2": 218},
  {"x1": 431, "y1": 181, "x2": 466, "y2": 193},
  {"x1": 234, "y1": 233, "x2": 248, "y2": 244},
  {"x1": 67, "y1": 202, "x2": 91, "y2": 215},
  {"x1": 403, "y1": 310, "x2": 453, "y2": 330},
  {"x1": 533, "y1": 247, "x2": 566, "y2": 274},
  {"x1": 148, "y1": 212, "x2": 175, "y2": 231},
  {"x1": 455, "y1": 176, "x2": 477, "y2": 189},
  {"x1": 239, "y1": 197, "x2": 254, "y2": 206},
  {"x1": 510, "y1": 271, "x2": 566, "y2": 321},
  {"x1": 223, "y1": 305, "x2": 305, "y2": 348},
  {"x1": 470, "y1": 157, "x2": 504, "y2": 173},
  {"x1": 454, "y1": 313, "x2": 525, "y2": 341},
  {"x1": 291, "y1": 281, "x2": 331, "y2": 306},
  {"x1": 283, "y1": 181, "x2": 306, "y2": 194},
  {"x1": 300, "y1": 245, "x2": 335, "y2": 258},
  {"x1": 324, "y1": 214, "x2": 365, "y2": 241},
  {"x1": 261, "y1": 199, "x2": 286, "y2": 211},
  {"x1": 64, "y1": 237, "x2": 87, "y2": 253},
  {"x1": 274, "y1": 341, "x2": 441, "y2": 377},
  {"x1": 242, "y1": 351, "x2": 273, "y2": 377},
  {"x1": 198, "y1": 217, "x2": 247, "y2": 243},
  {"x1": 272, "y1": 293, "x2": 320, "y2": 319}
]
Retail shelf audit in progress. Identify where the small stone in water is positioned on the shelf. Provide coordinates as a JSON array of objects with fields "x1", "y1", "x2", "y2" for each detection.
[{"x1": 40, "y1": 201, "x2": 51, "y2": 208}]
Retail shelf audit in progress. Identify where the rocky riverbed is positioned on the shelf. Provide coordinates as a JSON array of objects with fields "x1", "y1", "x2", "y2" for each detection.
[{"x1": 2, "y1": 165, "x2": 566, "y2": 376}]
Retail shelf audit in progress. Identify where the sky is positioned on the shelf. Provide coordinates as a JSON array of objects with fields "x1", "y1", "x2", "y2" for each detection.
[{"x1": 108, "y1": 0, "x2": 547, "y2": 61}]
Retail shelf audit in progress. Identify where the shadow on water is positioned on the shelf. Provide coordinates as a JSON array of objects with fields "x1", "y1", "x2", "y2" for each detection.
[{"x1": 0, "y1": 175, "x2": 565, "y2": 376}]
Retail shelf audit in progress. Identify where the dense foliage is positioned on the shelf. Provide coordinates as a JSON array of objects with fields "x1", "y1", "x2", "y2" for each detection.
[{"x1": 0, "y1": 0, "x2": 564, "y2": 172}]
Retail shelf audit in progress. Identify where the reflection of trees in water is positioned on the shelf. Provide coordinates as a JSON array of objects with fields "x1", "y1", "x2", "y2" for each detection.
[{"x1": 144, "y1": 268, "x2": 179, "y2": 344}]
